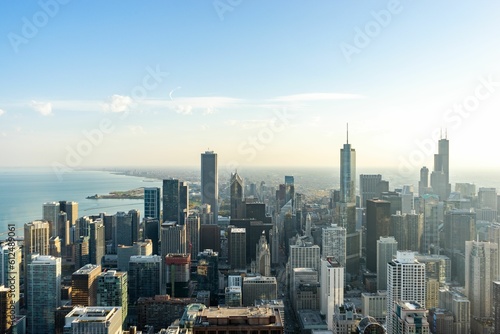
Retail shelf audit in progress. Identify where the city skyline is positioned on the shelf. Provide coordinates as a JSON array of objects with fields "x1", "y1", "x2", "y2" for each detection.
[{"x1": 0, "y1": 2, "x2": 500, "y2": 172}]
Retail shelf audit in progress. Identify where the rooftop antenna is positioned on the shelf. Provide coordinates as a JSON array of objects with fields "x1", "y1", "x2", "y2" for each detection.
[
  {"x1": 445, "y1": 128, "x2": 448, "y2": 139},
  {"x1": 346, "y1": 123, "x2": 349, "y2": 144},
  {"x1": 440, "y1": 128, "x2": 442, "y2": 140}
]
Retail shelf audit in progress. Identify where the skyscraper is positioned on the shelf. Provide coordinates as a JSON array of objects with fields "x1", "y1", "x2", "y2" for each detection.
[
  {"x1": 377, "y1": 236, "x2": 397, "y2": 291},
  {"x1": 321, "y1": 224, "x2": 346, "y2": 266},
  {"x1": 96, "y1": 270, "x2": 128, "y2": 327},
  {"x1": 197, "y1": 249, "x2": 219, "y2": 306},
  {"x1": 59, "y1": 200, "x2": 78, "y2": 228},
  {"x1": 127, "y1": 255, "x2": 162, "y2": 305},
  {"x1": 165, "y1": 253, "x2": 191, "y2": 298},
  {"x1": 113, "y1": 210, "x2": 140, "y2": 252},
  {"x1": 359, "y1": 174, "x2": 382, "y2": 208},
  {"x1": 320, "y1": 257, "x2": 344, "y2": 331},
  {"x1": 340, "y1": 126, "x2": 356, "y2": 204},
  {"x1": 163, "y1": 179, "x2": 189, "y2": 224},
  {"x1": 229, "y1": 228, "x2": 247, "y2": 270},
  {"x1": 1, "y1": 241, "x2": 21, "y2": 314},
  {"x1": 201, "y1": 151, "x2": 218, "y2": 224},
  {"x1": 386, "y1": 251, "x2": 426, "y2": 334},
  {"x1": 43, "y1": 201, "x2": 60, "y2": 237},
  {"x1": 430, "y1": 136, "x2": 451, "y2": 200},
  {"x1": 186, "y1": 214, "x2": 201, "y2": 259},
  {"x1": 71, "y1": 264, "x2": 101, "y2": 307},
  {"x1": 0, "y1": 286, "x2": 11, "y2": 333},
  {"x1": 366, "y1": 199, "x2": 391, "y2": 273},
  {"x1": 144, "y1": 187, "x2": 161, "y2": 220},
  {"x1": 230, "y1": 172, "x2": 245, "y2": 219},
  {"x1": 465, "y1": 240, "x2": 498, "y2": 320},
  {"x1": 285, "y1": 175, "x2": 295, "y2": 207},
  {"x1": 160, "y1": 222, "x2": 187, "y2": 257},
  {"x1": 27, "y1": 255, "x2": 61, "y2": 334},
  {"x1": 24, "y1": 220, "x2": 51, "y2": 256},
  {"x1": 418, "y1": 166, "x2": 429, "y2": 197},
  {"x1": 89, "y1": 219, "x2": 105, "y2": 265}
]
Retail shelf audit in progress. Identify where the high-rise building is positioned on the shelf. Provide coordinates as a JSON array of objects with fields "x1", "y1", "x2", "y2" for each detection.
[
  {"x1": 391, "y1": 211, "x2": 423, "y2": 253},
  {"x1": 493, "y1": 281, "x2": 500, "y2": 334},
  {"x1": 160, "y1": 222, "x2": 187, "y2": 257},
  {"x1": 27, "y1": 255, "x2": 61, "y2": 334},
  {"x1": 127, "y1": 255, "x2": 162, "y2": 305},
  {"x1": 186, "y1": 214, "x2": 201, "y2": 259},
  {"x1": 478, "y1": 187, "x2": 497, "y2": 210},
  {"x1": 59, "y1": 200, "x2": 78, "y2": 227},
  {"x1": 43, "y1": 201, "x2": 60, "y2": 237},
  {"x1": 443, "y1": 209, "x2": 475, "y2": 256},
  {"x1": 229, "y1": 227, "x2": 247, "y2": 270},
  {"x1": 0, "y1": 286, "x2": 12, "y2": 333},
  {"x1": 63, "y1": 306, "x2": 122, "y2": 334},
  {"x1": 113, "y1": 210, "x2": 140, "y2": 252},
  {"x1": 230, "y1": 172, "x2": 245, "y2": 219},
  {"x1": 359, "y1": 174, "x2": 382, "y2": 208},
  {"x1": 320, "y1": 257, "x2": 344, "y2": 330},
  {"x1": 144, "y1": 187, "x2": 161, "y2": 220},
  {"x1": 1, "y1": 241, "x2": 21, "y2": 314},
  {"x1": 285, "y1": 175, "x2": 295, "y2": 207},
  {"x1": 289, "y1": 240, "x2": 321, "y2": 272},
  {"x1": 197, "y1": 249, "x2": 219, "y2": 305},
  {"x1": 116, "y1": 239, "x2": 153, "y2": 272},
  {"x1": 225, "y1": 286, "x2": 242, "y2": 307},
  {"x1": 439, "y1": 287, "x2": 470, "y2": 334},
  {"x1": 391, "y1": 301, "x2": 429, "y2": 334},
  {"x1": 255, "y1": 233, "x2": 271, "y2": 277},
  {"x1": 165, "y1": 253, "x2": 191, "y2": 298},
  {"x1": 24, "y1": 220, "x2": 51, "y2": 256},
  {"x1": 321, "y1": 224, "x2": 346, "y2": 266},
  {"x1": 366, "y1": 199, "x2": 391, "y2": 272},
  {"x1": 377, "y1": 236, "x2": 397, "y2": 291},
  {"x1": 89, "y1": 219, "x2": 105, "y2": 266},
  {"x1": 71, "y1": 264, "x2": 101, "y2": 306},
  {"x1": 400, "y1": 185, "x2": 414, "y2": 214},
  {"x1": 242, "y1": 276, "x2": 277, "y2": 306},
  {"x1": 419, "y1": 166, "x2": 430, "y2": 197},
  {"x1": 340, "y1": 125, "x2": 356, "y2": 204},
  {"x1": 465, "y1": 240, "x2": 498, "y2": 319},
  {"x1": 420, "y1": 194, "x2": 441, "y2": 255},
  {"x1": 143, "y1": 217, "x2": 160, "y2": 255},
  {"x1": 386, "y1": 251, "x2": 426, "y2": 334},
  {"x1": 201, "y1": 151, "x2": 218, "y2": 224},
  {"x1": 163, "y1": 179, "x2": 189, "y2": 224},
  {"x1": 361, "y1": 291, "x2": 387, "y2": 324},
  {"x1": 430, "y1": 136, "x2": 451, "y2": 200},
  {"x1": 96, "y1": 270, "x2": 128, "y2": 327}
]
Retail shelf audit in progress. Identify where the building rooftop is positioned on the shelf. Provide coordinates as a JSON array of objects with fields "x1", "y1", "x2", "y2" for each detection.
[
  {"x1": 73, "y1": 264, "x2": 100, "y2": 275},
  {"x1": 195, "y1": 306, "x2": 283, "y2": 327},
  {"x1": 243, "y1": 276, "x2": 277, "y2": 283}
]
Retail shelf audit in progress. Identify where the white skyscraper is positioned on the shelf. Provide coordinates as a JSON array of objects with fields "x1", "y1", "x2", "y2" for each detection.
[
  {"x1": 320, "y1": 257, "x2": 344, "y2": 331},
  {"x1": 386, "y1": 251, "x2": 426, "y2": 334},
  {"x1": 377, "y1": 236, "x2": 397, "y2": 291},
  {"x1": 465, "y1": 240, "x2": 499, "y2": 319},
  {"x1": 321, "y1": 224, "x2": 346, "y2": 266},
  {"x1": 27, "y1": 255, "x2": 61, "y2": 334}
]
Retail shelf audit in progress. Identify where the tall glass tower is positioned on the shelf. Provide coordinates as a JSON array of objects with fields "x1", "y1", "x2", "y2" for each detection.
[
  {"x1": 340, "y1": 126, "x2": 356, "y2": 204},
  {"x1": 201, "y1": 151, "x2": 218, "y2": 223}
]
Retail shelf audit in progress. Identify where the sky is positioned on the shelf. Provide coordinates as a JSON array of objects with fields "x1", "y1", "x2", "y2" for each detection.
[{"x1": 1, "y1": 1, "x2": 500, "y2": 177}]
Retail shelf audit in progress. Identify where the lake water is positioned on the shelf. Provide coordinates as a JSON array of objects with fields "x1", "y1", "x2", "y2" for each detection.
[{"x1": 1, "y1": 166, "x2": 499, "y2": 237}]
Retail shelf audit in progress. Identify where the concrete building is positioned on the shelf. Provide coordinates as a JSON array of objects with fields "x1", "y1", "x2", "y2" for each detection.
[
  {"x1": 27, "y1": 255, "x2": 61, "y2": 334},
  {"x1": 361, "y1": 291, "x2": 387, "y2": 324},
  {"x1": 116, "y1": 239, "x2": 153, "y2": 272},
  {"x1": 438, "y1": 287, "x2": 470, "y2": 334},
  {"x1": 320, "y1": 257, "x2": 344, "y2": 331},
  {"x1": 192, "y1": 306, "x2": 283, "y2": 333},
  {"x1": 391, "y1": 211, "x2": 423, "y2": 253},
  {"x1": 225, "y1": 286, "x2": 242, "y2": 307},
  {"x1": 161, "y1": 222, "x2": 187, "y2": 257},
  {"x1": 377, "y1": 236, "x2": 397, "y2": 291},
  {"x1": 391, "y1": 301, "x2": 429, "y2": 334},
  {"x1": 165, "y1": 253, "x2": 191, "y2": 298},
  {"x1": 96, "y1": 270, "x2": 128, "y2": 326},
  {"x1": 333, "y1": 303, "x2": 362, "y2": 334},
  {"x1": 242, "y1": 276, "x2": 277, "y2": 306},
  {"x1": 386, "y1": 252, "x2": 426, "y2": 334},
  {"x1": 137, "y1": 295, "x2": 196, "y2": 331},
  {"x1": 64, "y1": 306, "x2": 122, "y2": 334},
  {"x1": 322, "y1": 224, "x2": 346, "y2": 267}
]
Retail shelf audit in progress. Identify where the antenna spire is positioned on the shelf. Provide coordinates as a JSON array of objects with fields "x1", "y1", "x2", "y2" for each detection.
[{"x1": 346, "y1": 123, "x2": 349, "y2": 144}]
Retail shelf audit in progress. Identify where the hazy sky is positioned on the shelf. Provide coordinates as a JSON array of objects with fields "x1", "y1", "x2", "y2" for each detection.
[{"x1": 1, "y1": 1, "x2": 500, "y2": 176}]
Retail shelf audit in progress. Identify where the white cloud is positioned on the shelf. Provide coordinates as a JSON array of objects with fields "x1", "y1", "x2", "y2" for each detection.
[
  {"x1": 31, "y1": 101, "x2": 53, "y2": 116},
  {"x1": 175, "y1": 105, "x2": 193, "y2": 115},
  {"x1": 271, "y1": 92, "x2": 364, "y2": 102},
  {"x1": 0, "y1": 109, "x2": 5, "y2": 116},
  {"x1": 102, "y1": 95, "x2": 133, "y2": 113}
]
